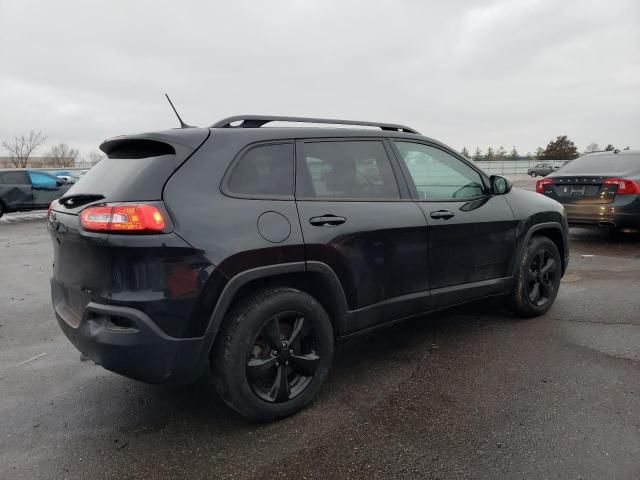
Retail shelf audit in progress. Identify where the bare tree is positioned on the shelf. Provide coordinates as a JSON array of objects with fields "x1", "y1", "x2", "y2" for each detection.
[
  {"x1": 48, "y1": 143, "x2": 79, "y2": 167},
  {"x1": 87, "y1": 150, "x2": 105, "y2": 165},
  {"x1": 585, "y1": 142, "x2": 599, "y2": 153},
  {"x1": 2, "y1": 130, "x2": 47, "y2": 168}
]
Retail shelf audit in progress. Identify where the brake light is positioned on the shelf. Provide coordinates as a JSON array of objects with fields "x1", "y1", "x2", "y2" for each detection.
[
  {"x1": 48, "y1": 200, "x2": 56, "y2": 221},
  {"x1": 536, "y1": 178, "x2": 553, "y2": 194},
  {"x1": 603, "y1": 178, "x2": 640, "y2": 195},
  {"x1": 80, "y1": 204, "x2": 166, "y2": 232}
]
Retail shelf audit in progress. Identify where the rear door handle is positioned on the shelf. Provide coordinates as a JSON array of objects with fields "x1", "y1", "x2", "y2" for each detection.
[
  {"x1": 309, "y1": 215, "x2": 346, "y2": 226},
  {"x1": 430, "y1": 210, "x2": 455, "y2": 220}
]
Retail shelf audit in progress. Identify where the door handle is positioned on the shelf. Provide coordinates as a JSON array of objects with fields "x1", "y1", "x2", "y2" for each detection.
[
  {"x1": 309, "y1": 215, "x2": 346, "y2": 227},
  {"x1": 430, "y1": 210, "x2": 455, "y2": 220}
]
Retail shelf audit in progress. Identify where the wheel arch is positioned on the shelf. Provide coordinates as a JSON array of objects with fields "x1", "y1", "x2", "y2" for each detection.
[
  {"x1": 518, "y1": 222, "x2": 568, "y2": 275},
  {"x1": 205, "y1": 262, "x2": 350, "y2": 344}
]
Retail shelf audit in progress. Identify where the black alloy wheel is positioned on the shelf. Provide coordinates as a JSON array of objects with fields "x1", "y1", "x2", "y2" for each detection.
[
  {"x1": 246, "y1": 313, "x2": 320, "y2": 403},
  {"x1": 505, "y1": 235, "x2": 562, "y2": 317},
  {"x1": 526, "y1": 249, "x2": 558, "y2": 306},
  {"x1": 212, "y1": 287, "x2": 334, "y2": 421}
]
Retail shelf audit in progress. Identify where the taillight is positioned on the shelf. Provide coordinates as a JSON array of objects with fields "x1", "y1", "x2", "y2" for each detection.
[
  {"x1": 536, "y1": 178, "x2": 553, "y2": 194},
  {"x1": 48, "y1": 200, "x2": 56, "y2": 221},
  {"x1": 80, "y1": 204, "x2": 166, "y2": 232},
  {"x1": 603, "y1": 178, "x2": 640, "y2": 195}
]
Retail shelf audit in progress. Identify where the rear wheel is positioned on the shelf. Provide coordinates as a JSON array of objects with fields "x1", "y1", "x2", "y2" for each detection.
[
  {"x1": 0, "y1": 202, "x2": 4, "y2": 218},
  {"x1": 212, "y1": 288, "x2": 334, "y2": 421},
  {"x1": 505, "y1": 236, "x2": 561, "y2": 317}
]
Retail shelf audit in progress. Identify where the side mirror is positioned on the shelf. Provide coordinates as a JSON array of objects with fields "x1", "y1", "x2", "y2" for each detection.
[
  {"x1": 56, "y1": 178, "x2": 65, "y2": 185},
  {"x1": 490, "y1": 175, "x2": 513, "y2": 195}
]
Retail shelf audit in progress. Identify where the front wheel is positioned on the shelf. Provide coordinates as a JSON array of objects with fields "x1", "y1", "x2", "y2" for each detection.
[
  {"x1": 212, "y1": 288, "x2": 334, "y2": 421},
  {"x1": 530, "y1": 172, "x2": 537, "y2": 177},
  {"x1": 505, "y1": 236, "x2": 562, "y2": 317}
]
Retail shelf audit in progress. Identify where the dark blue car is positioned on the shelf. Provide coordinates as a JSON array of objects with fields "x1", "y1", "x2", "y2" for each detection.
[{"x1": 0, "y1": 169, "x2": 71, "y2": 218}]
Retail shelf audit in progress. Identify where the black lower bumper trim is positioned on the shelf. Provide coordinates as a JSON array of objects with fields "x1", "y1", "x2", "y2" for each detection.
[{"x1": 54, "y1": 299, "x2": 211, "y2": 384}]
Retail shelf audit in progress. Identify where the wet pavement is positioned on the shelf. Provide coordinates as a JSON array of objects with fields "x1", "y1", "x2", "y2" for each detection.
[{"x1": 1, "y1": 208, "x2": 639, "y2": 479}]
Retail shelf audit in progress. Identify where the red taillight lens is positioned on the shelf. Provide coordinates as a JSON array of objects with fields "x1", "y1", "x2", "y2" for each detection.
[
  {"x1": 603, "y1": 178, "x2": 640, "y2": 195},
  {"x1": 536, "y1": 178, "x2": 553, "y2": 194},
  {"x1": 80, "y1": 204, "x2": 166, "y2": 232},
  {"x1": 48, "y1": 200, "x2": 56, "y2": 221}
]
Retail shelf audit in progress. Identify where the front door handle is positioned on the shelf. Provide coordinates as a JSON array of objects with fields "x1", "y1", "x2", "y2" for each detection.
[
  {"x1": 309, "y1": 215, "x2": 346, "y2": 227},
  {"x1": 430, "y1": 210, "x2": 455, "y2": 220}
]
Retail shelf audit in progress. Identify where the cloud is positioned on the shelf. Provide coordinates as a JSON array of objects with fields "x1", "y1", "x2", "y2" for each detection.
[{"x1": 0, "y1": 0, "x2": 638, "y2": 156}]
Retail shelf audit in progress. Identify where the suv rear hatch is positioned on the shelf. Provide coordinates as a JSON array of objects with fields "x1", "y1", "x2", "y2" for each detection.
[{"x1": 49, "y1": 128, "x2": 211, "y2": 337}]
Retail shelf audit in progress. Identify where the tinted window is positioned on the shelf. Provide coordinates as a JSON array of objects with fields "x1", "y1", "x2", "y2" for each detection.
[
  {"x1": 394, "y1": 142, "x2": 484, "y2": 200},
  {"x1": 557, "y1": 154, "x2": 640, "y2": 174},
  {"x1": 28, "y1": 171, "x2": 59, "y2": 189},
  {"x1": 297, "y1": 141, "x2": 400, "y2": 199},
  {"x1": 0, "y1": 171, "x2": 27, "y2": 184},
  {"x1": 226, "y1": 143, "x2": 294, "y2": 197}
]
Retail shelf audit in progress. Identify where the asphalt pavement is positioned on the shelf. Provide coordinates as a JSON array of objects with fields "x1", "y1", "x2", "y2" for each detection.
[{"x1": 1, "y1": 184, "x2": 639, "y2": 479}]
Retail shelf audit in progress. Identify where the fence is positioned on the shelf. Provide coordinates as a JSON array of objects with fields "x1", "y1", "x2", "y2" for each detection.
[
  {"x1": 5, "y1": 159, "x2": 570, "y2": 177},
  {"x1": 473, "y1": 159, "x2": 568, "y2": 176}
]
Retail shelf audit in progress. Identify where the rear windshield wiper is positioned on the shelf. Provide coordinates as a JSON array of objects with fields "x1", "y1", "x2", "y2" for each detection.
[{"x1": 58, "y1": 194, "x2": 105, "y2": 209}]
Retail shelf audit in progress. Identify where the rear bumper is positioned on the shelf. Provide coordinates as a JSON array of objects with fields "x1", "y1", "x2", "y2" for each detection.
[
  {"x1": 52, "y1": 279, "x2": 211, "y2": 384},
  {"x1": 563, "y1": 197, "x2": 640, "y2": 229}
]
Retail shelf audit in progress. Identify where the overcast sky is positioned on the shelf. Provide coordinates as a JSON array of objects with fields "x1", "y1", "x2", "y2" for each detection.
[{"x1": 1, "y1": 0, "x2": 638, "y2": 158}]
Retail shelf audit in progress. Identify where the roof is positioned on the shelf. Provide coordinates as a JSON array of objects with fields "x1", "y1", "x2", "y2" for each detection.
[{"x1": 581, "y1": 150, "x2": 639, "y2": 157}]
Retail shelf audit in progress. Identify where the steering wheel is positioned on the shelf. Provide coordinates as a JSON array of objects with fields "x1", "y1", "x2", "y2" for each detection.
[{"x1": 452, "y1": 182, "x2": 482, "y2": 199}]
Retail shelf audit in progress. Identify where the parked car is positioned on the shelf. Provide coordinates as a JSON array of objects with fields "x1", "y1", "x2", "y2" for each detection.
[
  {"x1": 48, "y1": 115, "x2": 569, "y2": 421},
  {"x1": 55, "y1": 175, "x2": 78, "y2": 184},
  {"x1": 0, "y1": 169, "x2": 71, "y2": 218},
  {"x1": 536, "y1": 150, "x2": 640, "y2": 229},
  {"x1": 527, "y1": 162, "x2": 556, "y2": 177}
]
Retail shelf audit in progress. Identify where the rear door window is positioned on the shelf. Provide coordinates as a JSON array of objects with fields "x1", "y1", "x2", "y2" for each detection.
[
  {"x1": 0, "y1": 171, "x2": 28, "y2": 184},
  {"x1": 296, "y1": 140, "x2": 400, "y2": 199},
  {"x1": 225, "y1": 143, "x2": 294, "y2": 198}
]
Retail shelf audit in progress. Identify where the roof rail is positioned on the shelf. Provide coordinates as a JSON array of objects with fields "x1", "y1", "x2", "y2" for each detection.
[{"x1": 210, "y1": 115, "x2": 420, "y2": 134}]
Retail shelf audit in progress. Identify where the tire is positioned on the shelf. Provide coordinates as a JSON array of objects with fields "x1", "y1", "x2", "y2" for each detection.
[
  {"x1": 530, "y1": 172, "x2": 537, "y2": 177},
  {"x1": 0, "y1": 202, "x2": 4, "y2": 218},
  {"x1": 212, "y1": 287, "x2": 334, "y2": 421},
  {"x1": 505, "y1": 236, "x2": 562, "y2": 317}
]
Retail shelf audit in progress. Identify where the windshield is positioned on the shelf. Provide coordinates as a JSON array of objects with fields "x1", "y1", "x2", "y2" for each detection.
[{"x1": 556, "y1": 154, "x2": 640, "y2": 175}]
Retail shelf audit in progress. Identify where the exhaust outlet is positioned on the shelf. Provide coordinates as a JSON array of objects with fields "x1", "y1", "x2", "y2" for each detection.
[{"x1": 598, "y1": 221, "x2": 616, "y2": 228}]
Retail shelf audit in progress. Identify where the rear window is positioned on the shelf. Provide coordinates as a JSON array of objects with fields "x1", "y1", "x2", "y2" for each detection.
[
  {"x1": 225, "y1": 143, "x2": 294, "y2": 197},
  {"x1": 558, "y1": 154, "x2": 640, "y2": 174},
  {"x1": 62, "y1": 139, "x2": 189, "y2": 204}
]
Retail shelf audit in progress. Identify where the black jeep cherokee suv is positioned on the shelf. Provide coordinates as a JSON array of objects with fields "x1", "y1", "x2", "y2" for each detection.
[{"x1": 49, "y1": 115, "x2": 569, "y2": 421}]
